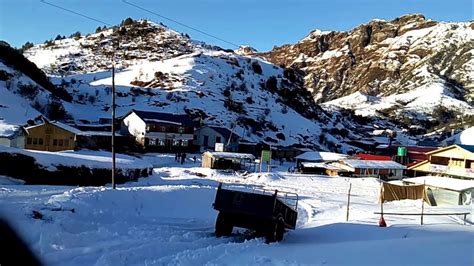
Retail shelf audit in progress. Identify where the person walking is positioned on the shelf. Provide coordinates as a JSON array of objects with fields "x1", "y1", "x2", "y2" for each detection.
[
  {"x1": 193, "y1": 155, "x2": 197, "y2": 164},
  {"x1": 181, "y1": 153, "x2": 186, "y2": 164}
]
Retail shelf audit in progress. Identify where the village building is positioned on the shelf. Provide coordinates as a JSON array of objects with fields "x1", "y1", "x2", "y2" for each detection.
[
  {"x1": 202, "y1": 151, "x2": 256, "y2": 172},
  {"x1": 194, "y1": 126, "x2": 240, "y2": 152},
  {"x1": 295, "y1": 151, "x2": 347, "y2": 165},
  {"x1": 24, "y1": 119, "x2": 80, "y2": 151},
  {"x1": 331, "y1": 159, "x2": 406, "y2": 179},
  {"x1": 403, "y1": 176, "x2": 474, "y2": 206},
  {"x1": 408, "y1": 144, "x2": 474, "y2": 179},
  {"x1": 0, "y1": 124, "x2": 27, "y2": 148},
  {"x1": 121, "y1": 110, "x2": 195, "y2": 152}
]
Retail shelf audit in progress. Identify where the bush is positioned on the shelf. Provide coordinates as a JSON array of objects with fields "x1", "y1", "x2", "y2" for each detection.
[
  {"x1": 245, "y1": 96, "x2": 253, "y2": 104},
  {"x1": 18, "y1": 83, "x2": 38, "y2": 99},
  {"x1": 223, "y1": 88, "x2": 231, "y2": 97},
  {"x1": 266, "y1": 76, "x2": 278, "y2": 92},
  {"x1": 251, "y1": 61, "x2": 263, "y2": 75},
  {"x1": 122, "y1": 17, "x2": 135, "y2": 26}
]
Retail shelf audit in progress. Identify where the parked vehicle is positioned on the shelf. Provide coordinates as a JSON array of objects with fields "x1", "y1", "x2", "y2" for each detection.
[{"x1": 212, "y1": 183, "x2": 299, "y2": 242}]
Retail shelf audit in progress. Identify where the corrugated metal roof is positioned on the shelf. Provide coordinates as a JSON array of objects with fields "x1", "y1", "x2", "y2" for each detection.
[
  {"x1": 342, "y1": 159, "x2": 406, "y2": 170},
  {"x1": 132, "y1": 110, "x2": 194, "y2": 127}
]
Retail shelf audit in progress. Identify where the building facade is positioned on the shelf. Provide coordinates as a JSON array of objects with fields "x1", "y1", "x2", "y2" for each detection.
[
  {"x1": 24, "y1": 120, "x2": 78, "y2": 151},
  {"x1": 408, "y1": 144, "x2": 474, "y2": 179},
  {"x1": 121, "y1": 110, "x2": 195, "y2": 152},
  {"x1": 194, "y1": 126, "x2": 240, "y2": 152}
]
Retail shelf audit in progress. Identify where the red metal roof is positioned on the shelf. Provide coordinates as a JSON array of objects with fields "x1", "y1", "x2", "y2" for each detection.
[{"x1": 355, "y1": 154, "x2": 392, "y2": 161}]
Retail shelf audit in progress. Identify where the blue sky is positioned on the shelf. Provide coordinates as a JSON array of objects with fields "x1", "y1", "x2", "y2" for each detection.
[{"x1": 0, "y1": 0, "x2": 472, "y2": 51}]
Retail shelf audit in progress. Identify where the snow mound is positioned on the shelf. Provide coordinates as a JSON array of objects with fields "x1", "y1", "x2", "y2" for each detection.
[{"x1": 245, "y1": 172, "x2": 286, "y2": 183}]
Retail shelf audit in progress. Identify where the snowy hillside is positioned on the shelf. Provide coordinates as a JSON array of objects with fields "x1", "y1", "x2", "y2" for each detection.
[{"x1": 18, "y1": 19, "x2": 374, "y2": 151}]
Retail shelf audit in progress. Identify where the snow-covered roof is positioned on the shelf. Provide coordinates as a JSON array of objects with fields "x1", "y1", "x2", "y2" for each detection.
[
  {"x1": 25, "y1": 121, "x2": 82, "y2": 135},
  {"x1": 204, "y1": 151, "x2": 255, "y2": 160},
  {"x1": 52, "y1": 121, "x2": 82, "y2": 135},
  {"x1": 301, "y1": 162, "x2": 341, "y2": 170},
  {"x1": 342, "y1": 159, "x2": 406, "y2": 170},
  {"x1": 403, "y1": 176, "x2": 474, "y2": 192},
  {"x1": 296, "y1": 151, "x2": 347, "y2": 162}
]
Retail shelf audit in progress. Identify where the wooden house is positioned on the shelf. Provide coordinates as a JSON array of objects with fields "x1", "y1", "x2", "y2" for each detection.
[
  {"x1": 408, "y1": 144, "x2": 474, "y2": 179},
  {"x1": 121, "y1": 110, "x2": 195, "y2": 152},
  {"x1": 24, "y1": 119, "x2": 80, "y2": 151}
]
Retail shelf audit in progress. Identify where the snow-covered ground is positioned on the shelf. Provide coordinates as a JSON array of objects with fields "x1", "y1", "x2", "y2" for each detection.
[{"x1": 1, "y1": 156, "x2": 472, "y2": 265}]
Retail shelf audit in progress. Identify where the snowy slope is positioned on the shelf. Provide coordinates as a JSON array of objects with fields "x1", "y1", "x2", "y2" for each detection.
[{"x1": 20, "y1": 20, "x2": 340, "y2": 149}]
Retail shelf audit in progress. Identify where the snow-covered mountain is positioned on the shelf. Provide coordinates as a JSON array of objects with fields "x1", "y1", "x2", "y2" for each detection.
[
  {"x1": 259, "y1": 14, "x2": 474, "y2": 126},
  {"x1": 7, "y1": 20, "x2": 360, "y2": 150}
]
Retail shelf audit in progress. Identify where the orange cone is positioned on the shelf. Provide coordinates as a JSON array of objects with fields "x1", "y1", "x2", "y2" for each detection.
[{"x1": 379, "y1": 215, "x2": 387, "y2": 227}]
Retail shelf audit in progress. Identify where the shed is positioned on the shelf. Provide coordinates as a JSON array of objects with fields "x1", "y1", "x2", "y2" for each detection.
[
  {"x1": 332, "y1": 159, "x2": 406, "y2": 179},
  {"x1": 202, "y1": 151, "x2": 256, "y2": 172},
  {"x1": 403, "y1": 176, "x2": 474, "y2": 206}
]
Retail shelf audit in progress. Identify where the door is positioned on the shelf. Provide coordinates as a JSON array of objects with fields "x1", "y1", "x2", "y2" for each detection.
[{"x1": 203, "y1": 135, "x2": 209, "y2": 147}]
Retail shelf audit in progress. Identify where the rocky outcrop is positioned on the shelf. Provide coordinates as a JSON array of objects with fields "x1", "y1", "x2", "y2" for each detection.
[{"x1": 259, "y1": 14, "x2": 474, "y2": 105}]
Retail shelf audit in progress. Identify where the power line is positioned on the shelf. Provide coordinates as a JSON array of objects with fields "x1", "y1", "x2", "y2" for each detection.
[
  {"x1": 121, "y1": 0, "x2": 241, "y2": 48},
  {"x1": 40, "y1": 0, "x2": 113, "y2": 27}
]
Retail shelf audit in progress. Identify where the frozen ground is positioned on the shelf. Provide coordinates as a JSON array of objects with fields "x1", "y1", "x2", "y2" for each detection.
[{"x1": 0, "y1": 156, "x2": 472, "y2": 265}]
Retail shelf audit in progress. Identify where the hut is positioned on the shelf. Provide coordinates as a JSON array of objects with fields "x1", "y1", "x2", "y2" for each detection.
[{"x1": 202, "y1": 151, "x2": 256, "y2": 172}]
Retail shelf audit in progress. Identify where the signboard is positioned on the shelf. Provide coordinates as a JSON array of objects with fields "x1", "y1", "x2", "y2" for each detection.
[
  {"x1": 261, "y1": 150, "x2": 271, "y2": 162},
  {"x1": 215, "y1": 143, "x2": 224, "y2": 152}
]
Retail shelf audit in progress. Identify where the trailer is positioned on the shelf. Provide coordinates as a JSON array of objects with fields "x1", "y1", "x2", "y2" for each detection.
[{"x1": 212, "y1": 183, "x2": 298, "y2": 243}]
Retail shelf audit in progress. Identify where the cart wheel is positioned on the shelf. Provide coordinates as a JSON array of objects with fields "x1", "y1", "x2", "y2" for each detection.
[
  {"x1": 215, "y1": 212, "x2": 233, "y2": 237},
  {"x1": 266, "y1": 220, "x2": 285, "y2": 243}
]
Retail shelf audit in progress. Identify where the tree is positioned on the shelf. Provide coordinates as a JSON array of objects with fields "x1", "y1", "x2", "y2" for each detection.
[
  {"x1": 20, "y1": 42, "x2": 34, "y2": 53},
  {"x1": 95, "y1": 26, "x2": 102, "y2": 33},
  {"x1": 251, "y1": 61, "x2": 263, "y2": 75},
  {"x1": 54, "y1": 34, "x2": 63, "y2": 41},
  {"x1": 122, "y1": 17, "x2": 134, "y2": 26}
]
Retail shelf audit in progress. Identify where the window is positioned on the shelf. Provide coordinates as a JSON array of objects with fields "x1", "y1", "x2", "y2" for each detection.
[
  {"x1": 146, "y1": 126, "x2": 150, "y2": 132},
  {"x1": 38, "y1": 138, "x2": 44, "y2": 145},
  {"x1": 216, "y1": 136, "x2": 222, "y2": 143},
  {"x1": 181, "y1": 140, "x2": 188, "y2": 147},
  {"x1": 161, "y1": 126, "x2": 166, "y2": 132},
  {"x1": 27, "y1": 138, "x2": 32, "y2": 145},
  {"x1": 32, "y1": 138, "x2": 38, "y2": 145},
  {"x1": 173, "y1": 140, "x2": 180, "y2": 146},
  {"x1": 64, "y1": 139, "x2": 69, "y2": 147},
  {"x1": 178, "y1": 127, "x2": 184, "y2": 133},
  {"x1": 158, "y1": 139, "x2": 165, "y2": 146},
  {"x1": 149, "y1": 139, "x2": 156, "y2": 146},
  {"x1": 53, "y1": 139, "x2": 58, "y2": 146},
  {"x1": 58, "y1": 139, "x2": 64, "y2": 146}
]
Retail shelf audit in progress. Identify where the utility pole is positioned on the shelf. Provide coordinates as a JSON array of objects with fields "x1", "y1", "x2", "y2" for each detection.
[{"x1": 111, "y1": 61, "x2": 116, "y2": 189}]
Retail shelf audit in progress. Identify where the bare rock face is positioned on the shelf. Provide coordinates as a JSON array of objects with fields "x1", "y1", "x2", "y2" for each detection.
[{"x1": 259, "y1": 14, "x2": 474, "y2": 105}]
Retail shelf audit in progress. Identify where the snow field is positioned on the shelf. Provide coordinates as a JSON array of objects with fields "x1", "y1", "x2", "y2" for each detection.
[{"x1": 0, "y1": 159, "x2": 473, "y2": 265}]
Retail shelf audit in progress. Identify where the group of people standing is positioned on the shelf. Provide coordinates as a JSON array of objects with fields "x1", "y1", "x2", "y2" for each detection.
[
  {"x1": 175, "y1": 153, "x2": 197, "y2": 164},
  {"x1": 175, "y1": 152, "x2": 187, "y2": 164}
]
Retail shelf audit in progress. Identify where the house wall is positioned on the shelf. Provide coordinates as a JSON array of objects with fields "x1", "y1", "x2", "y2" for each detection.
[
  {"x1": 122, "y1": 112, "x2": 146, "y2": 146},
  {"x1": 0, "y1": 138, "x2": 12, "y2": 147},
  {"x1": 11, "y1": 136, "x2": 25, "y2": 148},
  {"x1": 194, "y1": 127, "x2": 226, "y2": 149},
  {"x1": 25, "y1": 123, "x2": 75, "y2": 151}
]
